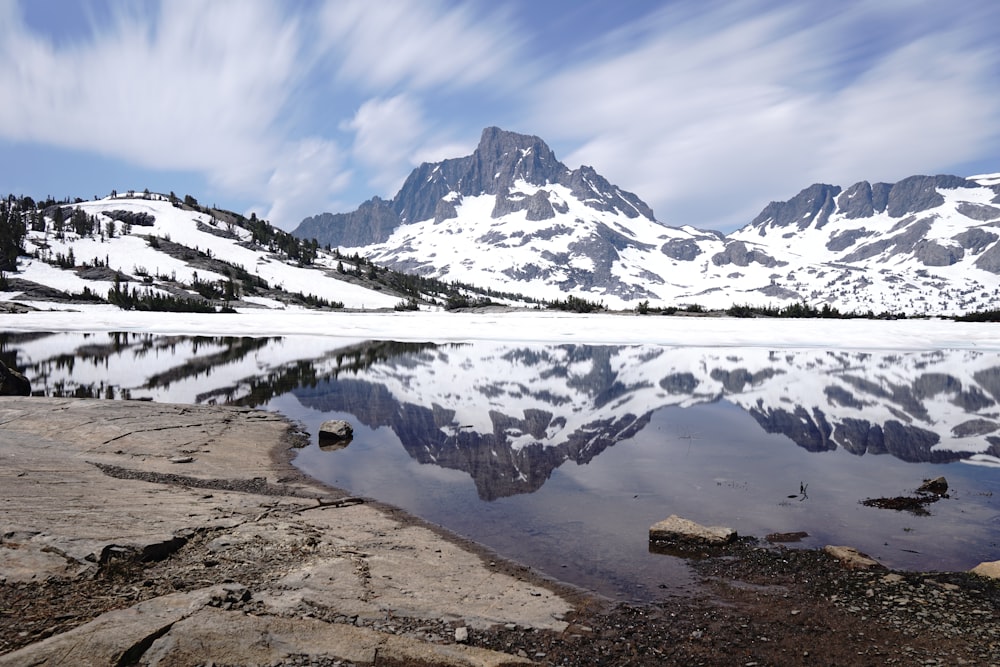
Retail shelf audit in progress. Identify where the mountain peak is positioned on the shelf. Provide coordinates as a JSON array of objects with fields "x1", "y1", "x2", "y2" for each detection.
[{"x1": 468, "y1": 126, "x2": 566, "y2": 193}]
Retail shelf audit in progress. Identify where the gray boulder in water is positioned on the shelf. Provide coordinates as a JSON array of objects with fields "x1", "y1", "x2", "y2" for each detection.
[{"x1": 318, "y1": 419, "x2": 354, "y2": 450}]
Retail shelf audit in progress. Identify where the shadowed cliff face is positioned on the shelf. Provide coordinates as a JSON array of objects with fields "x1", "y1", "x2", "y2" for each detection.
[{"x1": 7, "y1": 334, "x2": 1000, "y2": 501}]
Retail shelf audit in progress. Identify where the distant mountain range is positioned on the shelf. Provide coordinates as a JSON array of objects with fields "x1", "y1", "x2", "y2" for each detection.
[
  {"x1": 3, "y1": 127, "x2": 999, "y2": 316},
  {"x1": 293, "y1": 127, "x2": 1000, "y2": 314}
]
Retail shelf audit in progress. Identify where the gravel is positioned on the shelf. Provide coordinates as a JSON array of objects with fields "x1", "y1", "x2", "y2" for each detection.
[{"x1": 2, "y1": 533, "x2": 997, "y2": 666}]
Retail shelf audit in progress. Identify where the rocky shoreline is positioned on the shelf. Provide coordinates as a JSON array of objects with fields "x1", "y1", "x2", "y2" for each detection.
[{"x1": 1, "y1": 396, "x2": 999, "y2": 666}]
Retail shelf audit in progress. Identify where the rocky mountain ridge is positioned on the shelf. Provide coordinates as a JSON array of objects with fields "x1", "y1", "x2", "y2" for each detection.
[{"x1": 293, "y1": 127, "x2": 1000, "y2": 315}]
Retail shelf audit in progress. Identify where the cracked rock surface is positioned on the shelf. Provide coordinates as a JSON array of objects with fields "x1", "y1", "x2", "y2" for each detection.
[{"x1": 0, "y1": 397, "x2": 569, "y2": 666}]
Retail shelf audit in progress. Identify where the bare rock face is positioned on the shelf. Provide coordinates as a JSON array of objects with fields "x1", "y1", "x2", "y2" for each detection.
[
  {"x1": 824, "y1": 545, "x2": 881, "y2": 570},
  {"x1": 318, "y1": 419, "x2": 354, "y2": 450},
  {"x1": 971, "y1": 561, "x2": 1000, "y2": 579},
  {"x1": 0, "y1": 360, "x2": 30, "y2": 396},
  {"x1": 649, "y1": 514, "x2": 736, "y2": 545}
]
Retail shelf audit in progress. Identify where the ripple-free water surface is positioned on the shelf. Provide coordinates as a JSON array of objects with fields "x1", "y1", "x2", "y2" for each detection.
[{"x1": 7, "y1": 333, "x2": 1000, "y2": 601}]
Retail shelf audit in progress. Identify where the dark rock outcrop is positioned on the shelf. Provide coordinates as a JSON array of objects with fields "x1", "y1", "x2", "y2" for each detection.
[
  {"x1": 751, "y1": 183, "x2": 841, "y2": 231},
  {"x1": 295, "y1": 197, "x2": 400, "y2": 248},
  {"x1": 711, "y1": 241, "x2": 783, "y2": 268},
  {"x1": 0, "y1": 360, "x2": 31, "y2": 396}
]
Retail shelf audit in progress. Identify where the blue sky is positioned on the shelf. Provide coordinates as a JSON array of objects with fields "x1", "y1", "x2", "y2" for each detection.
[{"x1": 1, "y1": 0, "x2": 999, "y2": 232}]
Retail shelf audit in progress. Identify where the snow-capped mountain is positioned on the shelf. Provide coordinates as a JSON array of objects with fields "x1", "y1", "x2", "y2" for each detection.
[
  {"x1": 293, "y1": 127, "x2": 1000, "y2": 314},
  {"x1": 9, "y1": 333, "x2": 999, "y2": 501}
]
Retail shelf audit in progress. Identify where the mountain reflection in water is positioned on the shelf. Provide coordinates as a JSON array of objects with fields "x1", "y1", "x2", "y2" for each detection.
[{"x1": 5, "y1": 332, "x2": 1000, "y2": 599}]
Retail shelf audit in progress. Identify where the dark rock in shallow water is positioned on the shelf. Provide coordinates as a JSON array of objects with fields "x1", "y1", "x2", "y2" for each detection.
[
  {"x1": 917, "y1": 476, "x2": 948, "y2": 495},
  {"x1": 0, "y1": 360, "x2": 30, "y2": 396},
  {"x1": 318, "y1": 419, "x2": 354, "y2": 450}
]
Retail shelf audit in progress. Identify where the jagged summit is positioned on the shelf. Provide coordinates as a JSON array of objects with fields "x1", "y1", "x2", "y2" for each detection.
[
  {"x1": 293, "y1": 127, "x2": 656, "y2": 248},
  {"x1": 748, "y1": 175, "x2": 990, "y2": 233}
]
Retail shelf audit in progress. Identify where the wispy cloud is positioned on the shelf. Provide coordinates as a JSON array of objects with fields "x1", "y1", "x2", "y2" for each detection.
[
  {"x1": 0, "y1": 1, "x2": 298, "y2": 182},
  {"x1": 317, "y1": 0, "x2": 525, "y2": 91},
  {"x1": 525, "y1": 1, "x2": 1000, "y2": 228},
  {"x1": 1, "y1": 0, "x2": 997, "y2": 232},
  {"x1": 344, "y1": 94, "x2": 427, "y2": 193}
]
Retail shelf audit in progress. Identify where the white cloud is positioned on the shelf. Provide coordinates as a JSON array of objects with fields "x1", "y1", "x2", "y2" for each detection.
[
  {"x1": 318, "y1": 0, "x2": 525, "y2": 91},
  {"x1": 262, "y1": 138, "x2": 350, "y2": 228},
  {"x1": 0, "y1": 0, "x2": 300, "y2": 183},
  {"x1": 525, "y1": 2, "x2": 1000, "y2": 229},
  {"x1": 821, "y1": 32, "x2": 1000, "y2": 181},
  {"x1": 344, "y1": 94, "x2": 426, "y2": 193}
]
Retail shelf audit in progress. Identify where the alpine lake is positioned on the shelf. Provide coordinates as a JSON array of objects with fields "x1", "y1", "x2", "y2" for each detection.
[{"x1": 5, "y1": 331, "x2": 1000, "y2": 602}]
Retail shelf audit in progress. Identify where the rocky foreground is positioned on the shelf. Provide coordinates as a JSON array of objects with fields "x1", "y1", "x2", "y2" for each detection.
[{"x1": 1, "y1": 396, "x2": 999, "y2": 666}]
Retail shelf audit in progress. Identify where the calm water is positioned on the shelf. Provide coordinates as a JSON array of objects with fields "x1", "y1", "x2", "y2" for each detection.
[{"x1": 5, "y1": 332, "x2": 1000, "y2": 601}]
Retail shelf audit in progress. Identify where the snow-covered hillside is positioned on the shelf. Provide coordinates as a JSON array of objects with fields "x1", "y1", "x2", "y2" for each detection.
[{"x1": 2, "y1": 194, "x2": 409, "y2": 311}]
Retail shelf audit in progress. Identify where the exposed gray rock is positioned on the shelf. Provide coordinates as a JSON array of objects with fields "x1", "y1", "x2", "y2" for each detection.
[
  {"x1": 885, "y1": 175, "x2": 972, "y2": 218},
  {"x1": 434, "y1": 196, "x2": 460, "y2": 223},
  {"x1": 953, "y1": 227, "x2": 999, "y2": 253},
  {"x1": 319, "y1": 419, "x2": 354, "y2": 450},
  {"x1": 711, "y1": 240, "x2": 783, "y2": 268},
  {"x1": 957, "y1": 202, "x2": 1000, "y2": 221},
  {"x1": 914, "y1": 240, "x2": 963, "y2": 266},
  {"x1": 974, "y1": 241, "x2": 1000, "y2": 273},
  {"x1": 525, "y1": 190, "x2": 556, "y2": 221},
  {"x1": 558, "y1": 165, "x2": 655, "y2": 220},
  {"x1": 649, "y1": 514, "x2": 736, "y2": 545},
  {"x1": 826, "y1": 228, "x2": 871, "y2": 252},
  {"x1": 755, "y1": 284, "x2": 801, "y2": 300},
  {"x1": 491, "y1": 189, "x2": 556, "y2": 221},
  {"x1": 837, "y1": 181, "x2": 876, "y2": 219},
  {"x1": 751, "y1": 183, "x2": 841, "y2": 231},
  {"x1": 841, "y1": 218, "x2": 933, "y2": 263},
  {"x1": 293, "y1": 126, "x2": 658, "y2": 250},
  {"x1": 295, "y1": 196, "x2": 400, "y2": 248},
  {"x1": 661, "y1": 238, "x2": 703, "y2": 261}
]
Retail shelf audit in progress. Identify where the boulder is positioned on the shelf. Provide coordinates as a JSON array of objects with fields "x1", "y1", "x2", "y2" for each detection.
[
  {"x1": 649, "y1": 515, "x2": 736, "y2": 545},
  {"x1": 0, "y1": 360, "x2": 30, "y2": 396},
  {"x1": 970, "y1": 561, "x2": 1000, "y2": 579},
  {"x1": 824, "y1": 545, "x2": 881, "y2": 570},
  {"x1": 318, "y1": 419, "x2": 354, "y2": 450},
  {"x1": 917, "y1": 476, "x2": 948, "y2": 495}
]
